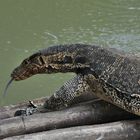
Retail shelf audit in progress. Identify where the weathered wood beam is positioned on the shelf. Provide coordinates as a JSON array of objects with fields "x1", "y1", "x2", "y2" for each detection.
[
  {"x1": 0, "y1": 100, "x2": 138, "y2": 139},
  {"x1": 4, "y1": 120, "x2": 140, "y2": 140},
  {"x1": 0, "y1": 93, "x2": 96, "y2": 120},
  {"x1": 0, "y1": 97, "x2": 47, "y2": 120}
]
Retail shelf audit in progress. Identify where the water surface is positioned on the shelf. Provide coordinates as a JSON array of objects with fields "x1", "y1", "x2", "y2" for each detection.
[{"x1": 0, "y1": 0, "x2": 140, "y2": 106}]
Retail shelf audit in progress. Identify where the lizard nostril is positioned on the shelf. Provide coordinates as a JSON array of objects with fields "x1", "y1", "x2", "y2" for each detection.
[{"x1": 11, "y1": 67, "x2": 21, "y2": 80}]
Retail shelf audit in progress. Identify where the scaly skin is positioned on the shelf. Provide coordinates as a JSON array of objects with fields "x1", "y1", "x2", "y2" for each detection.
[{"x1": 11, "y1": 44, "x2": 140, "y2": 116}]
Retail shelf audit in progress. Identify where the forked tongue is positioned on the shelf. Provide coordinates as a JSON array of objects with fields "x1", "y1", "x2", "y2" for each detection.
[{"x1": 3, "y1": 78, "x2": 14, "y2": 97}]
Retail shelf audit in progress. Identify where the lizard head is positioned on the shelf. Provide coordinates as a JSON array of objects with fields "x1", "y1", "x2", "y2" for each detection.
[
  {"x1": 11, "y1": 52, "x2": 47, "y2": 81},
  {"x1": 11, "y1": 44, "x2": 90, "y2": 81}
]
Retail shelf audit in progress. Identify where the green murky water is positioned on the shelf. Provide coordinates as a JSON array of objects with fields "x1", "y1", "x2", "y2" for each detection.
[{"x1": 0, "y1": 0, "x2": 140, "y2": 106}]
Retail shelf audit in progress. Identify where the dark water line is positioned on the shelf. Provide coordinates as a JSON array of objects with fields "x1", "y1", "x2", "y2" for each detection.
[{"x1": 3, "y1": 78, "x2": 14, "y2": 97}]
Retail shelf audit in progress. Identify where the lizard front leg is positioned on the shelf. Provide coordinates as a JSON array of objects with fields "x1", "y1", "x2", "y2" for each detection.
[
  {"x1": 14, "y1": 74, "x2": 93, "y2": 116},
  {"x1": 42, "y1": 74, "x2": 92, "y2": 111}
]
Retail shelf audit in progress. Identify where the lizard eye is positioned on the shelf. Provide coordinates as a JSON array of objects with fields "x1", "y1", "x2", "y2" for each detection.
[{"x1": 22, "y1": 59, "x2": 29, "y2": 65}]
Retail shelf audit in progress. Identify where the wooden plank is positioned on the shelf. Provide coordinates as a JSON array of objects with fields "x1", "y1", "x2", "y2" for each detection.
[
  {"x1": 0, "y1": 100, "x2": 138, "y2": 139},
  {"x1": 0, "y1": 97, "x2": 47, "y2": 120},
  {"x1": 4, "y1": 120, "x2": 140, "y2": 140},
  {"x1": 0, "y1": 93, "x2": 96, "y2": 120}
]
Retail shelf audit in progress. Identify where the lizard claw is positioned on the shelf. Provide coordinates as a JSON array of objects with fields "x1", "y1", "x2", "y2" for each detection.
[{"x1": 28, "y1": 100, "x2": 37, "y2": 108}]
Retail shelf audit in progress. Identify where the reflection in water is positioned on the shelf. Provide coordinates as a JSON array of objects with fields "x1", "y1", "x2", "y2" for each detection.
[{"x1": 0, "y1": 0, "x2": 140, "y2": 105}]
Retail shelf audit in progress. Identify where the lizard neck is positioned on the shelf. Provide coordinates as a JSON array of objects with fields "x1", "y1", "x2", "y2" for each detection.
[
  {"x1": 37, "y1": 44, "x2": 92, "y2": 74},
  {"x1": 41, "y1": 51, "x2": 90, "y2": 74}
]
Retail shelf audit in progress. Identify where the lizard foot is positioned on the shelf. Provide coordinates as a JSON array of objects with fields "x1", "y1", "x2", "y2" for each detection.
[{"x1": 14, "y1": 100, "x2": 37, "y2": 116}]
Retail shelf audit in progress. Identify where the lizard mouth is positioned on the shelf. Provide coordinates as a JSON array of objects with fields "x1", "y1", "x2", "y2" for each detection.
[
  {"x1": 11, "y1": 69, "x2": 32, "y2": 81},
  {"x1": 11, "y1": 64, "x2": 46, "y2": 81},
  {"x1": 11, "y1": 66, "x2": 35, "y2": 81}
]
